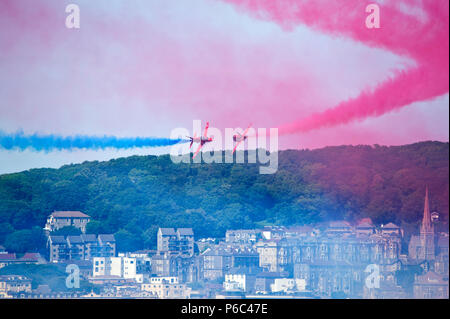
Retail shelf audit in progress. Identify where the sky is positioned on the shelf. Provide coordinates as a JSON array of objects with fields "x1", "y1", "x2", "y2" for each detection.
[{"x1": 0, "y1": 0, "x2": 448, "y2": 174}]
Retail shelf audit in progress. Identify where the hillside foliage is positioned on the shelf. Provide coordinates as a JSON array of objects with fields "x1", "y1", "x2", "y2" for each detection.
[{"x1": 0, "y1": 141, "x2": 448, "y2": 252}]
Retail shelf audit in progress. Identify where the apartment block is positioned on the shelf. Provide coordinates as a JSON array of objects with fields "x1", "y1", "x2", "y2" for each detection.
[
  {"x1": 157, "y1": 228, "x2": 194, "y2": 256},
  {"x1": 47, "y1": 234, "x2": 116, "y2": 262}
]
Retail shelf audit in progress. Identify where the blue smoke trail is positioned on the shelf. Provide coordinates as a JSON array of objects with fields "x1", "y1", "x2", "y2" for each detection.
[{"x1": 0, "y1": 130, "x2": 185, "y2": 152}]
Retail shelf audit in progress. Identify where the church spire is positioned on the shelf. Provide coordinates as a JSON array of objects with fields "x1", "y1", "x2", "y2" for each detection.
[{"x1": 421, "y1": 186, "x2": 433, "y2": 234}]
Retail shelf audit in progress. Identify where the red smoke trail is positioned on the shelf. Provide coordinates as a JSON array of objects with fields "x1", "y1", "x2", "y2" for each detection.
[{"x1": 223, "y1": 0, "x2": 449, "y2": 135}]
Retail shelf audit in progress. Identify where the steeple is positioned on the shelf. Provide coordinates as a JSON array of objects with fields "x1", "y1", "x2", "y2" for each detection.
[
  {"x1": 420, "y1": 186, "x2": 433, "y2": 234},
  {"x1": 419, "y1": 186, "x2": 435, "y2": 261}
]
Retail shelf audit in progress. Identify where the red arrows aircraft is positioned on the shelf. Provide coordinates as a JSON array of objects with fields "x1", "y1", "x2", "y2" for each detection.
[
  {"x1": 232, "y1": 123, "x2": 252, "y2": 154},
  {"x1": 187, "y1": 121, "x2": 213, "y2": 159}
]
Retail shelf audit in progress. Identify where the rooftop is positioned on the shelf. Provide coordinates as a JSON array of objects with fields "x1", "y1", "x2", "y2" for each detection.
[
  {"x1": 159, "y1": 228, "x2": 176, "y2": 235},
  {"x1": 49, "y1": 235, "x2": 67, "y2": 244},
  {"x1": 382, "y1": 223, "x2": 400, "y2": 229},
  {"x1": 177, "y1": 228, "x2": 194, "y2": 236},
  {"x1": 0, "y1": 253, "x2": 16, "y2": 260},
  {"x1": 98, "y1": 234, "x2": 116, "y2": 242},
  {"x1": 51, "y1": 211, "x2": 90, "y2": 218},
  {"x1": 67, "y1": 235, "x2": 84, "y2": 244}
]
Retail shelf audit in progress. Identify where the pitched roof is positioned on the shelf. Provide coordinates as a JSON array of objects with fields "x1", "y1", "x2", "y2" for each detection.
[
  {"x1": 51, "y1": 211, "x2": 90, "y2": 218},
  {"x1": 383, "y1": 223, "x2": 400, "y2": 229},
  {"x1": 81, "y1": 234, "x2": 97, "y2": 242},
  {"x1": 357, "y1": 222, "x2": 375, "y2": 229},
  {"x1": 67, "y1": 236, "x2": 83, "y2": 244},
  {"x1": 49, "y1": 236, "x2": 67, "y2": 244},
  {"x1": 98, "y1": 234, "x2": 115, "y2": 242},
  {"x1": 159, "y1": 228, "x2": 176, "y2": 235},
  {"x1": 20, "y1": 253, "x2": 42, "y2": 261},
  {"x1": 177, "y1": 228, "x2": 194, "y2": 236}
]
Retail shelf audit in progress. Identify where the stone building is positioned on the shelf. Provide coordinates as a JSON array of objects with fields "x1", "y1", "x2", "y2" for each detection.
[
  {"x1": 413, "y1": 271, "x2": 448, "y2": 299},
  {"x1": 409, "y1": 188, "x2": 449, "y2": 276},
  {"x1": 202, "y1": 244, "x2": 259, "y2": 281},
  {"x1": 44, "y1": 211, "x2": 91, "y2": 234}
]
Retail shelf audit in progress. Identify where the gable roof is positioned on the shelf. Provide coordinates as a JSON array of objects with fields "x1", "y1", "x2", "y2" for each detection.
[
  {"x1": 357, "y1": 221, "x2": 375, "y2": 229},
  {"x1": 20, "y1": 253, "x2": 42, "y2": 261},
  {"x1": 51, "y1": 211, "x2": 90, "y2": 218},
  {"x1": 98, "y1": 234, "x2": 115, "y2": 242},
  {"x1": 67, "y1": 236, "x2": 83, "y2": 244},
  {"x1": 177, "y1": 228, "x2": 194, "y2": 236},
  {"x1": 159, "y1": 228, "x2": 176, "y2": 235},
  {"x1": 383, "y1": 223, "x2": 400, "y2": 229},
  {"x1": 49, "y1": 236, "x2": 67, "y2": 244},
  {"x1": 81, "y1": 234, "x2": 97, "y2": 242}
]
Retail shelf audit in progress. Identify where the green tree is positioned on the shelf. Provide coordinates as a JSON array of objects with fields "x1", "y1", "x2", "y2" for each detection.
[
  {"x1": 142, "y1": 225, "x2": 159, "y2": 249},
  {"x1": 114, "y1": 229, "x2": 142, "y2": 252},
  {"x1": 4, "y1": 227, "x2": 45, "y2": 253},
  {"x1": 86, "y1": 220, "x2": 105, "y2": 234},
  {"x1": 0, "y1": 223, "x2": 14, "y2": 244}
]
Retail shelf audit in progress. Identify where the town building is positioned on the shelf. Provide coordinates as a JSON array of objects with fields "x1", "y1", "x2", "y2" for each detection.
[
  {"x1": 47, "y1": 234, "x2": 116, "y2": 262},
  {"x1": 409, "y1": 188, "x2": 449, "y2": 276},
  {"x1": 0, "y1": 252, "x2": 45, "y2": 269},
  {"x1": 0, "y1": 275, "x2": 32, "y2": 298},
  {"x1": 413, "y1": 271, "x2": 449, "y2": 299},
  {"x1": 141, "y1": 276, "x2": 191, "y2": 299},
  {"x1": 92, "y1": 255, "x2": 149, "y2": 283},
  {"x1": 225, "y1": 230, "x2": 257, "y2": 244},
  {"x1": 223, "y1": 267, "x2": 260, "y2": 293},
  {"x1": 271, "y1": 278, "x2": 306, "y2": 293},
  {"x1": 202, "y1": 244, "x2": 259, "y2": 280},
  {"x1": 157, "y1": 228, "x2": 194, "y2": 256},
  {"x1": 44, "y1": 211, "x2": 91, "y2": 234},
  {"x1": 254, "y1": 272, "x2": 288, "y2": 294}
]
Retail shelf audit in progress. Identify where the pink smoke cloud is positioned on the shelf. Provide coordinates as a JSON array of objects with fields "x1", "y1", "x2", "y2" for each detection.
[
  {"x1": 0, "y1": 0, "x2": 447, "y2": 151},
  {"x1": 222, "y1": 0, "x2": 449, "y2": 135}
]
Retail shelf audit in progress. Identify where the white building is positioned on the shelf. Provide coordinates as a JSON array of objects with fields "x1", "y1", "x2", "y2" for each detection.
[
  {"x1": 271, "y1": 278, "x2": 306, "y2": 293},
  {"x1": 93, "y1": 256, "x2": 148, "y2": 283},
  {"x1": 223, "y1": 273, "x2": 256, "y2": 293}
]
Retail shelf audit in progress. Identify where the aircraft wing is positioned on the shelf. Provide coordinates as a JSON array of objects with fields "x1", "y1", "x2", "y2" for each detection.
[{"x1": 192, "y1": 143, "x2": 203, "y2": 159}]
